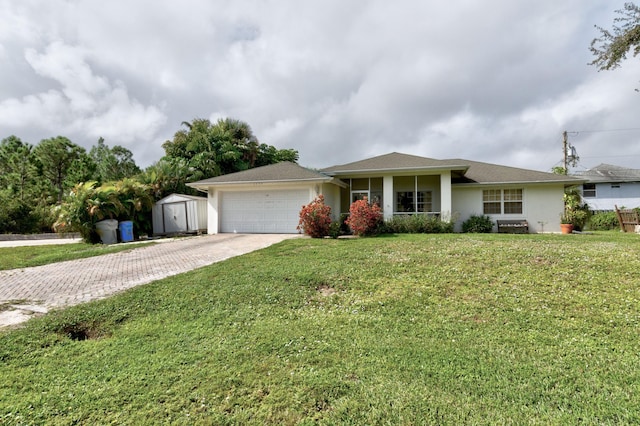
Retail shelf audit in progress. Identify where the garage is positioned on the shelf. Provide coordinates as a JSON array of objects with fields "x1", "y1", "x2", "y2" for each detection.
[
  {"x1": 220, "y1": 189, "x2": 309, "y2": 233},
  {"x1": 187, "y1": 161, "x2": 345, "y2": 234}
]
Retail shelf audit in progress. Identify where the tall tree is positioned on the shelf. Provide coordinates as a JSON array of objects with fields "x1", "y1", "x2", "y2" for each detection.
[
  {"x1": 0, "y1": 136, "x2": 43, "y2": 233},
  {"x1": 140, "y1": 158, "x2": 195, "y2": 200},
  {"x1": 34, "y1": 136, "x2": 94, "y2": 203},
  {"x1": 590, "y1": 3, "x2": 640, "y2": 82},
  {"x1": 161, "y1": 117, "x2": 299, "y2": 182},
  {"x1": 90, "y1": 137, "x2": 141, "y2": 183},
  {"x1": 0, "y1": 136, "x2": 38, "y2": 202}
]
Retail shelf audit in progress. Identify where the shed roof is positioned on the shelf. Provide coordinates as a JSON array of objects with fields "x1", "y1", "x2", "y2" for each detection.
[{"x1": 155, "y1": 193, "x2": 207, "y2": 204}]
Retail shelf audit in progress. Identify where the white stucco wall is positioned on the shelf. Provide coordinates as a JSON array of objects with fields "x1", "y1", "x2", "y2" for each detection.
[
  {"x1": 320, "y1": 183, "x2": 342, "y2": 221},
  {"x1": 207, "y1": 189, "x2": 219, "y2": 234},
  {"x1": 451, "y1": 184, "x2": 566, "y2": 233}
]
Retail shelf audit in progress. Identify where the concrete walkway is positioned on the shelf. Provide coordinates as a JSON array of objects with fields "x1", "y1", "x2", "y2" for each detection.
[
  {"x1": 0, "y1": 234, "x2": 299, "y2": 329},
  {"x1": 0, "y1": 238, "x2": 80, "y2": 248}
]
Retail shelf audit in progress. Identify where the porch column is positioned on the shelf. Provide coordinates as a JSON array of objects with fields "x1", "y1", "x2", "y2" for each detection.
[
  {"x1": 383, "y1": 175, "x2": 394, "y2": 220},
  {"x1": 440, "y1": 171, "x2": 452, "y2": 221},
  {"x1": 207, "y1": 188, "x2": 219, "y2": 234}
]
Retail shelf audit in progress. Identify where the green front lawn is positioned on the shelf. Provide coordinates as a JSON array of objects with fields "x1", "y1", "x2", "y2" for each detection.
[
  {"x1": 1, "y1": 233, "x2": 639, "y2": 424},
  {"x1": 0, "y1": 242, "x2": 155, "y2": 271}
]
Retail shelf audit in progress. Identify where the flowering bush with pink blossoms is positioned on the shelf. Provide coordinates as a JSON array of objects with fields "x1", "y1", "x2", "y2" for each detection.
[{"x1": 297, "y1": 195, "x2": 332, "y2": 238}]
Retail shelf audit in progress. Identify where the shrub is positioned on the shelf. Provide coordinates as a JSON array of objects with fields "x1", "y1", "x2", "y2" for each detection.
[
  {"x1": 588, "y1": 211, "x2": 620, "y2": 231},
  {"x1": 345, "y1": 197, "x2": 383, "y2": 236},
  {"x1": 383, "y1": 214, "x2": 453, "y2": 234},
  {"x1": 563, "y1": 187, "x2": 590, "y2": 231},
  {"x1": 53, "y1": 180, "x2": 153, "y2": 243},
  {"x1": 297, "y1": 195, "x2": 332, "y2": 238},
  {"x1": 328, "y1": 221, "x2": 342, "y2": 239},
  {"x1": 0, "y1": 197, "x2": 40, "y2": 234},
  {"x1": 462, "y1": 215, "x2": 494, "y2": 233}
]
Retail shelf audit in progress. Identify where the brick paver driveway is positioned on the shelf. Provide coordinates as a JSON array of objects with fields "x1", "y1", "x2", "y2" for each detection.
[{"x1": 0, "y1": 234, "x2": 298, "y2": 328}]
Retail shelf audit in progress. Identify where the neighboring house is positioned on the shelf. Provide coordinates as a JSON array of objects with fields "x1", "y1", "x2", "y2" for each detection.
[
  {"x1": 188, "y1": 152, "x2": 582, "y2": 234},
  {"x1": 572, "y1": 164, "x2": 640, "y2": 211}
]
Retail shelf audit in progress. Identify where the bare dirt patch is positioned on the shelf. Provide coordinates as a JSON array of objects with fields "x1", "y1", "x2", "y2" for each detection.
[{"x1": 316, "y1": 284, "x2": 337, "y2": 296}]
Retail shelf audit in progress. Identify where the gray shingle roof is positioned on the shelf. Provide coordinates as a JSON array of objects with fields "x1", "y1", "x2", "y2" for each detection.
[
  {"x1": 321, "y1": 152, "x2": 468, "y2": 174},
  {"x1": 448, "y1": 159, "x2": 583, "y2": 185},
  {"x1": 322, "y1": 152, "x2": 580, "y2": 185},
  {"x1": 187, "y1": 161, "x2": 332, "y2": 187},
  {"x1": 187, "y1": 153, "x2": 583, "y2": 188},
  {"x1": 572, "y1": 163, "x2": 640, "y2": 183}
]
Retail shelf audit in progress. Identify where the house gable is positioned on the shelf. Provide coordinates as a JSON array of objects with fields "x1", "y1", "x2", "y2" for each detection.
[
  {"x1": 322, "y1": 152, "x2": 581, "y2": 185},
  {"x1": 321, "y1": 152, "x2": 468, "y2": 176}
]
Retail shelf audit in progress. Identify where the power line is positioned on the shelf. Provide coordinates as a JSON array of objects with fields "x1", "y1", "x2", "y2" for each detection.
[
  {"x1": 581, "y1": 154, "x2": 640, "y2": 159},
  {"x1": 568, "y1": 127, "x2": 640, "y2": 135},
  {"x1": 560, "y1": 128, "x2": 640, "y2": 170}
]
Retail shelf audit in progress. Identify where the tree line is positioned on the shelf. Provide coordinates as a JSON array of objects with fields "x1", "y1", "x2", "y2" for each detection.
[{"x1": 0, "y1": 118, "x2": 298, "y2": 237}]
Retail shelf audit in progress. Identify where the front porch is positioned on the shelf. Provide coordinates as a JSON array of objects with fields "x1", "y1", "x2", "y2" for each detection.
[{"x1": 337, "y1": 172, "x2": 452, "y2": 220}]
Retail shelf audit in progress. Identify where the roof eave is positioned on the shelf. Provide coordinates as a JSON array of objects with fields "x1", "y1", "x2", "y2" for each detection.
[
  {"x1": 453, "y1": 178, "x2": 586, "y2": 187},
  {"x1": 187, "y1": 176, "x2": 347, "y2": 189},
  {"x1": 323, "y1": 165, "x2": 469, "y2": 176}
]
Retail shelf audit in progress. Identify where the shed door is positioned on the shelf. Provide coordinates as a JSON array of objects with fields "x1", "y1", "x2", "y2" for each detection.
[
  {"x1": 220, "y1": 189, "x2": 309, "y2": 233},
  {"x1": 163, "y1": 202, "x2": 188, "y2": 234}
]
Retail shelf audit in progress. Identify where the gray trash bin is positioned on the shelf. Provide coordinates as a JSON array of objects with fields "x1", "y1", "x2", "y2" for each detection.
[{"x1": 95, "y1": 219, "x2": 118, "y2": 244}]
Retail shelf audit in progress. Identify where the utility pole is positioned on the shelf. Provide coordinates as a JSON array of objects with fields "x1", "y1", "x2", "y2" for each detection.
[
  {"x1": 562, "y1": 130, "x2": 579, "y2": 174},
  {"x1": 562, "y1": 130, "x2": 568, "y2": 174}
]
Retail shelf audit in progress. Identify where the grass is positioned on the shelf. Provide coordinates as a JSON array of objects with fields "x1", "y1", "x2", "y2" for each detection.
[
  {"x1": 1, "y1": 232, "x2": 639, "y2": 424},
  {"x1": 0, "y1": 242, "x2": 155, "y2": 271}
]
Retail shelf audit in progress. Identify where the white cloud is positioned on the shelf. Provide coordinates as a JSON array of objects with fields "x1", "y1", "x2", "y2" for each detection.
[
  {"x1": 0, "y1": 40, "x2": 166, "y2": 155},
  {"x1": 0, "y1": 0, "x2": 638, "y2": 170},
  {"x1": 261, "y1": 118, "x2": 303, "y2": 145}
]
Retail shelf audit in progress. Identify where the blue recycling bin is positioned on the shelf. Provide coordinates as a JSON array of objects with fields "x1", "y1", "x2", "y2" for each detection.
[{"x1": 118, "y1": 221, "x2": 134, "y2": 242}]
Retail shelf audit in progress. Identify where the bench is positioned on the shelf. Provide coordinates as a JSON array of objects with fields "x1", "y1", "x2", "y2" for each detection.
[{"x1": 497, "y1": 219, "x2": 529, "y2": 234}]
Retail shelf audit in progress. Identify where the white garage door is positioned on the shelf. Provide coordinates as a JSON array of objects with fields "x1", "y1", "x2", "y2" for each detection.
[{"x1": 220, "y1": 189, "x2": 309, "y2": 233}]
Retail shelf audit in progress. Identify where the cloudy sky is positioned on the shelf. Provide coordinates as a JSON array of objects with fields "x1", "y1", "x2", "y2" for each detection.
[{"x1": 1, "y1": 0, "x2": 639, "y2": 172}]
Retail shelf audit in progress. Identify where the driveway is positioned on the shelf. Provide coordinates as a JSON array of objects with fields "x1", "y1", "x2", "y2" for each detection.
[{"x1": 0, "y1": 234, "x2": 299, "y2": 329}]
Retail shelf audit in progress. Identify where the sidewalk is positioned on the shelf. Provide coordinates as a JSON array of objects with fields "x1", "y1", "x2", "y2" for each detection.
[
  {"x1": 0, "y1": 234, "x2": 299, "y2": 329},
  {"x1": 0, "y1": 238, "x2": 80, "y2": 248}
]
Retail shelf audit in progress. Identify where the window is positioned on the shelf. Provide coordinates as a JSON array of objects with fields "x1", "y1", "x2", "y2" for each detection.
[
  {"x1": 416, "y1": 191, "x2": 433, "y2": 213},
  {"x1": 396, "y1": 191, "x2": 414, "y2": 212},
  {"x1": 352, "y1": 191, "x2": 369, "y2": 203},
  {"x1": 483, "y1": 189, "x2": 522, "y2": 215},
  {"x1": 349, "y1": 178, "x2": 383, "y2": 208},
  {"x1": 482, "y1": 189, "x2": 502, "y2": 214},
  {"x1": 583, "y1": 183, "x2": 596, "y2": 198},
  {"x1": 503, "y1": 189, "x2": 523, "y2": 214},
  {"x1": 396, "y1": 191, "x2": 432, "y2": 213}
]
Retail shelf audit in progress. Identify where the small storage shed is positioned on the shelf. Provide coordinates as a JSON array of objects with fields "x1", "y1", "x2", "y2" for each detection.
[{"x1": 152, "y1": 193, "x2": 208, "y2": 235}]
